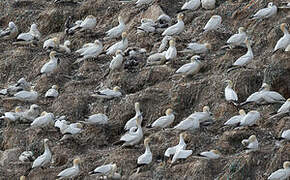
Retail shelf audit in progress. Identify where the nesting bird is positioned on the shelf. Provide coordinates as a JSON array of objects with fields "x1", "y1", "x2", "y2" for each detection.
[
  {"x1": 162, "y1": 13, "x2": 184, "y2": 36},
  {"x1": 150, "y1": 108, "x2": 175, "y2": 129},
  {"x1": 279, "y1": 129, "x2": 290, "y2": 141},
  {"x1": 5, "y1": 87, "x2": 38, "y2": 102},
  {"x1": 273, "y1": 23, "x2": 290, "y2": 53},
  {"x1": 105, "y1": 16, "x2": 126, "y2": 39},
  {"x1": 231, "y1": 38, "x2": 253, "y2": 68},
  {"x1": 158, "y1": 36, "x2": 172, "y2": 53},
  {"x1": 135, "y1": 0, "x2": 153, "y2": 7},
  {"x1": 137, "y1": 18, "x2": 156, "y2": 34},
  {"x1": 119, "y1": 115, "x2": 143, "y2": 146},
  {"x1": 19, "y1": 151, "x2": 35, "y2": 162},
  {"x1": 45, "y1": 85, "x2": 59, "y2": 98},
  {"x1": 0, "y1": 106, "x2": 23, "y2": 122},
  {"x1": 175, "y1": 55, "x2": 202, "y2": 77},
  {"x1": 124, "y1": 102, "x2": 143, "y2": 131},
  {"x1": 58, "y1": 40, "x2": 71, "y2": 54},
  {"x1": 224, "y1": 80, "x2": 238, "y2": 104},
  {"x1": 74, "y1": 40, "x2": 103, "y2": 64},
  {"x1": 183, "y1": 42, "x2": 211, "y2": 54},
  {"x1": 241, "y1": 135, "x2": 259, "y2": 152},
  {"x1": 106, "y1": 32, "x2": 128, "y2": 55},
  {"x1": 30, "y1": 111, "x2": 54, "y2": 128},
  {"x1": 89, "y1": 163, "x2": 117, "y2": 178},
  {"x1": 250, "y1": 2, "x2": 277, "y2": 20},
  {"x1": 173, "y1": 112, "x2": 200, "y2": 131},
  {"x1": 0, "y1": 21, "x2": 18, "y2": 39},
  {"x1": 21, "y1": 104, "x2": 41, "y2": 122},
  {"x1": 81, "y1": 113, "x2": 108, "y2": 125},
  {"x1": 17, "y1": 23, "x2": 41, "y2": 41},
  {"x1": 165, "y1": 39, "x2": 177, "y2": 62},
  {"x1": 43, "y1": 37, "x2": 60, "y2": 50},
  {"x1": 39, "y1": 51, "x2": 60, "y2": 76},
  {"x1": 109, "y1": 50, "x2": 124, "y2": 71},
  {"x1": 182, "y1": 106, "x2": 213, "y2": 126},
  {"x1": 201, "y1": 0, "x2": 215, "y2": 10},
  {"x1": 203, "y1": 15, "x2": 222, "y2": 32},
  {"x1": 239, "y1": 110, "x2": 260, "y2": 127},
  {"x1": 56, "y1": 158, "x2": 80, "y2": 179},
  {"x1": 137, "y1": 138, "x2": 152, "y2": 167},
  {"x1": 199, "y1": 150, "x2": 221, "y2": 159},
  {"x1": 226, "y1": 27, "x2": 247, "y2": 48},
  {"x1": 181, "y1": 0, "x2": 201, "y2": 11},
  {"x1": 224, "y1": 109, "x2": 246, "y2": 126},
  {"x1": 91, "y1": 86, "x2": 122, "y2": 99},
  {"x1": 78, "y1": 15, "x2": 97, "y2": 32},
  {"x1": 267, "y1": 161, "x2": 290, "y2": 180},
  {"x1": 146, "y1": 51, "x2": 167, "y2": 65}
]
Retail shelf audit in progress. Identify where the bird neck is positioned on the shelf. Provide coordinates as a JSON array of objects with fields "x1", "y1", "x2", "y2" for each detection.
[
  {"x1": 145, "y1": 144, "x2": 151, "y2": 153},
  {"x1": 284, "y1": 28, "x2": 289, "y2": 35},
  {"x1": 44, "y1": 143, "x2": 50, "y2": 154},
  {"x1": 73, "y1": 163, "x2": 79, "y2": 168}
]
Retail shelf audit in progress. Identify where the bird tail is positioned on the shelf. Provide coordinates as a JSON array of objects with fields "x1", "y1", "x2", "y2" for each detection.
[{"x1": 177, "y1": 9, "x2": 188, "y2": 13}]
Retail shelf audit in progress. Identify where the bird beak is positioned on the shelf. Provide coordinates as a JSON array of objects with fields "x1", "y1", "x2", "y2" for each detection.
[{"x1": 258, "y1": 86, "x2": 265, "y2": 91}]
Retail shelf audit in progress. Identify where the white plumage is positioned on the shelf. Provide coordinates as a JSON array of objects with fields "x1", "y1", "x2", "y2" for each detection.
[
  {"x1": 105, "y1": 16, "x2": 126, "y2": 39},
  {"x1": 162, "y1": 14, "x2": 184, "y2": 36},
  {"x1": 40, "y1": 51, "x2": 59, "y2": 75},
  {"x1": 165, "y1": 39, "x2": 177, "y2": 60},
  {"x1": 224, "y1": 80, "x2": 238, "y2": 102},
  {"x1": 184, "y1": 42, "x2": 211, "y2": 54},
  {"x1": 120, "y1": 116, "x2": 143, "y2": 146},
  {"x1": 17, "y1": 23, "x2": 41, "y2": 41},
  {"x1": 0, "y1": 106, "x2": 23, "y2": 122},
  {"x1": 57, "y1": 158, "x2": 80, "y2": 179},
  {"x1": 201, "y1": 0, "x2": 215, "y2": 10},
  {"x1": 277, "y1": 99, "x2": 290, "y2": 114},
  {"x1": 151, "y1": 108, "x2": 175, "y2": 128},
  {"x1": 91, "y1": 86, "x2": 122, "y2": 99},
  {"x1": 173, "y1": 114, "x2": 199, "y2": 131},
  {"x1": 268, "y1": 161, "x2": 290, "y2": 180},
  {"x1": 199, "y1": 150, "x2": 221, "y2": 159},
  {"x1": 106, "y1": 32, "x2": 128, "y2": 55},
  {"x1": 30, "y1": 112, "x2": 54, "y2": 128},
  {"x1": 124, "y1": 102, "x2": 143, "y2": 131},
  {"x1": 136, "y1": 0, "x2": 153, "y2": 7},
  {"x1": 0, "y1": 21, "x2": 18, "y2": 39},
  {"x1": 137, "y1": 18, "x2": 156, "y2": 33},
  {"x1": 59, "y1": 40, "x2": 71, "y2": 54},
  {"x1": 171, "y1": 148, "x2": 192, "y2": 163},
  {"x1": 82, "y1": 113, "x2": 109, "y2": 125},
  {"x1": 224, "y1": 109, "x2": 246, "y2": 126},
  {"x1": 274, "y1": 23, "x2": 290, "y2": 52},
  {"x1": 45, "y1": 85, "x2": 59, "y2": 98},
  {"x1": 233, "y1": 38, "x2": 253, "y2": 66},
  {"x1": 21, "y1": 104, "x2": 41, "y2": 122},
  {"x1": 241, "y1": 135, "x2": 259, "y2": 152},
  {"x1": 79, "y1": 15, "x2": 96, "y2": 31},
  {"x1": 239, "y1": 110, "x2": 260, "y2": 126},
  {"x1": 137, "y1": 138, "x2": 152, "y2": 165},
  {"x1": 43, "y1": 37, "x2": 59, "y2": 50},
  {"x1": 109, "y1": 50, "x2": 124, "y2": 71},
  {"x1": 227, "y1": 27, "x2": 247, "y2": 47},
  {"x1": 158, "y1": 36, "x2": 172, "y2": 53},
  {"x1": 12, "y1": 89, "x2": 38, "y2": 102},
  {"x1": 31, "y1": 139, "x2": 52, "y2": 169},
  {"x1": 165, "y1": 133, "x2": 187, "y2": 157},
  {"x1": 19, "y1": 151, "x2": 34, "y2": 162},
  {"x1": 281, "y1": 129, "x2": 290, "y2": 140},
  {"x1": 147, "y1": 51, "x2": 166, "y2": 65},
  {"x1": 74, "y1": 40, "x2": 103, "y2": 64},
  {"x1": 176, "y1": 55, "x2": 202, "y2": 77},
  {"x1": 89, "y1": 163, "x2": 117, "y2": 176},
  {"x1": 181, "y1": 0, "x2": 200, "y2": 11},
  {"x1": 251, "y1": 2, "x2": 277, "y2": 20},
  {"x1": 203, "y1": 15, "x2": 221, "y2": 32}
]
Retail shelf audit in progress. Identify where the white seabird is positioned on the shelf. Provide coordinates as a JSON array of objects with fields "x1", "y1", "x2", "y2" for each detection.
[
  {"x1": 181, "y1": 0, "x2": 200, "y2": 11},
  {"x1": 119, "y1": 115, "x2": 143, "y2": 146},
  {"x1": 280, "y1": 129, "x2": 290, "y2": 141},
  {"x1": 45, "y1": 85, "x2": 59, "y2": 98},
  {"x1": 56, "y1": 158, "x2": 80, "y2": 179},
  {"x1": 273, "y1": 23, "x2": 290, "y2": 53},
  {"x1": 203, "y1": 15, "x2": 222, "y2": 32},
  {"x1": 162, "y1": 13, "x2": 184, "y2": 36},
  {"x1": 26, "y1": 139, "x2": 52, "y2": 175},
  {"x1": 151, "y1": 108, "x2": 175, "y2": 128},
  {"x1": 239, "y1": 110, "x2": 260, "y2": 127},
  {"x1": 201, "y1": 0, "x2": 215, "y2": 10},
  {"x1": 175, "y1": 55, "x2": 202, "y2": 77},
  {"x1": 109, "y1": 50, "x2": 124, "y2": 71},
  {"x1": 183, "y1": 42, "x2": 211, "y2": 54},
  {"x1": 81, "y1": 113, "x2": 109, "y2": 125},
  {"x1": 136, "y1": 0, "x2": 153, "y2": 7},
  {"x1": 105, "y1": 16, "x2": 126, "y2": 39},
  {"x1": 74, "y1": 40, "x2": 103, "y2": 64},
  {"x1": 269, "y1": 98, "x2": 290, "y2": 119},
  {"x1": 224, "y1": 109, "x2": 246, "y2": 126},
  {"x1": 30, "y1": 111, "x2": 54, "y2": 129},
  {"x1": 0, "y1": 21, "x2": 18, "y2": 39},
  {"x1": 199, "y1": 150, "x2": 221, "y2": 159},
  {"x1": 39, "y1": 51, "x2": 59, "y2": 76},
  {"x1": 147, "y1": 51, "x2": 166, "y2": 65},
  {"x1": 43, "y1": 37, "x2": 60, "y2": 50},
  {"x1": 59, "y1": 123, "x2": 83, "y2": 141},
  {"x1": 106, "y1": 32, "x2": 128, "y2": 55},
  {"x1": 189, "y1": 106, "x2": 213, "y2": 125},
  {"x1": 286, "y1": 44, "x2": 290, "y2": 52},
  {"x1": 91, "y1": 86, "x2": 122, "y2": 99},
  {"x1": 268, "y1": 161, "x2": 290, "y2": 180},
  {"x1": 75, "y1": 41, "x2": 95, "y2": 54},
  {"x1": 21, "y1": 104, "x2": 41, "y2": 122},
  {"x1": 0, "y1": 106, "x2": 23, "y2": 122},
  {"x1": 124, "y1": 102, "x2": 143, "y2": 131},
  {"x1": 241, "y1": 83, "x2": 286, "y2": 106},
  {"x1": 89, "y1": 163, "x2": 117, "y2": 177},
  {"x1": 59, "y1": 40, "x2": 71, "y2": 54},
  {"x1": 1, "y1": 77, "x2": 31, "y2": 96},
  {"x1": 241, "y1": 135, "x2": 259, "y2": 152},
  {"x1": 158, "y1": 36, "x2": 172, "y2": 53},
  {"x1": 173, "y1": 113, "x2": 199, "y2": 131},
  {"x1": 19, "y1": 151, "x2": 35, "y2": 162},
  {"x1": 137, "y1": 18, "x2": 156, "y2": 34},
  {"x1": 251, "y1": 2, "x2": 277, "y2": 20},
  {"x1": 232, "y1": 38, "x2": 253, "y2": 67},
  {"x1": 165, "y1": 39, "x2": 177, "y2": 61},
  {"x1": 17, "y1": 23, "x2": 41, "y2": 41},
  {"x1": 79, "y1": 15, "x2": 97, "y2": 32},
  {"x1": 5, "y1": 87, "x2": 38, "y2": 102},
  {"x1": 226, "y1": 27, "x2": 247, "y2": 48},
  {"x1": 224, "y1": 80, "x2": 238, "y2": 103},
  {"x1": 68, "y1": 20, "x2": 83, "y2": 34},
  {"x1": 137, "y1": 138, "x2": 152, "y2": 167}
]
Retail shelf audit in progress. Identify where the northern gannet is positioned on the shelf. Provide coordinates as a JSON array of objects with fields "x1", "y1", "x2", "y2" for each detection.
[
  {"x1": 59, "y1": 123, "x2": 83, "y2": 141},
  {"x1": 273, "y1": 23, "x2": 290, "y2": 53},
  {"x1": 19, "y1": 151, "x2": 35, "y2": 162},
  {"x1": 5, "y1": 87, "x2": 38, "y2": 102},
  {"x1": 241, "y1": 135, "x2": 259, "y2": 152},
  {"x1": 81, "y1": 113, "x2": 109, "y2": 125},
  {"x1": 30, "y1": 111, "x2": 54, "y2": 128},
  {"x1": 79, "y1": 15, "x2": 97, "y2": 32},
  {"x1": 2, "y1": 78, "x2": 31, "y2": 96},
  {"x1": 226, "y1": 27, "x2": 247, "y2": 48},
  {"x1": 250, "y1": 2, "x2": 277, "y2": 20},
  {"x1": 74, "y1": 40, "x2": 103, "y2": 64},
  {"x1": 224, "y1": 80, "x2": 238, "y2": 103},
  {"x1": 181, "y1": 0, "x2": 201, "y2": 11},
  {"x1": 17, "y1": 23, "x2": 41, "y2": 41},
  {"x1": 173, "y1": 113, "x2": 199, "y2": 131},
  {"x1": 56, "y1": 158, "x2": 80, "y2": 179},
  {"x1": 15, "y1": 78, "x2": 31, "y2": 91},
  {"x1": 0, "y1": 21, "x2": 18, "y2": 39},
  {"x1": 105, "y1": 16, "x2": 126, "y2": 39},
  {"x1": 91, "y1": 86, "x2": 122, "y2": 99},
  {"x1": 158, "y1": 36, "x2": 172, "y2": 53},
  {"x1": 89, "y1": 163, "x2": 117, "y2": 177},
  {"x1": 45, "y1": 85, "x2": 59, "y2": 98},
  {"x1": 43, "y1": 37, "x2": 60, "y2": 50},
  {"x1": 119, "y1": 115, "x2": 143, "y2": 146},
  {"x1": 106, "y1": 32, "x2": 128, "y2": 55},
  {"x1": 268, "y1": 161, "x2": 290, "y2": 180},
  {"x1": 0, "y1": 106, "x2": 23, "y2": 122},
  {"x1": 199, "y1": 150, "x2": 221, "y2": 159},
  {"x1": 279, "y1": 129, "x2": 290, "y2": 140},
  {"x1": 20, "y1": 176, "x2": 26, "y2": 180},
  {"x1": 165, "y1": 39, "x2": 177, "y2": 61},
  {"x1": 175, "y1": 55, "x2": 202, "y2": 77},
  {"x1": 171, "y1": 146, "x2": 192, "y2": 164},
  {"x1": 162, "y1": 13, "x2": 184, "y2": 36},
  {"x1": 156, "y1": 14, "x2": 172, "y2": 29},
  {"x1": 124, "y1": 102, "x2": 143, "y2": 131},
  {"x1": 239, "y1": 110, "x2": 260, "y2": 126},
  {"x1": 21, "y1": 104, "x2": 41, "y2": 122},
  {"x1": 269, "y1": 98, "x2": 290, "y2": 119},
  {"x1": 201, "y1": 0, "x2": 215, "y2": 10},
  {"x1": 68, "y1": 20, "x2": 83, "y2": 34},
  {"x1": 189, "y1": 106, "x2": 213, "y2": 124},
  {"x1": 146, "y1": 51, "x2": 166, "y2": 65},
  {"x1": 25, "y1": 139, "x2": 52, "y2": 176},
  {"x1": 241, "y1": 83, "x2": 286, "y2": 106},
  {"x1": 75, "y1": 41, "x2": 97, "y2": 54},
  {"x1": 203, "y1": 15, "x2": 222, "y2": 32},
  {"x1": 136, "y1": 0, "x2": 153, "y2": 7},
  {"x1": 58, "y1": 40, "x2": 71, "y2": 54},
  {"x1": 137, "y1": 138, "x2": 152, "y2": 167},
  {"x1": 224, "y1": 109, "x2": 246, "y2": 126},
  {"x1": 232, "y1": 38, "x2": 253, "y2": 67},
  {"x1": 286, "y1": 44, "x2": 290, "y2": 52},
  {"x1": 137, "y1": 18, "x2": 156, "y2": 33},
  {"x1": 39, "y1": 51, "x2": 60, "y2": 76},
  {"x1": 150, "y1": 108, "x2": 175, "y2": 128},
  {"x1": 110, "y1": 50, "x2": 124, "y2": 71},
  {"x1": 183, "y1": 42, "x2": 211, "y2": 54}
]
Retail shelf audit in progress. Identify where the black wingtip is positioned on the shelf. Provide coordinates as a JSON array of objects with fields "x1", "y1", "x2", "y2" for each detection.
[{"x1": 24, "y1": 167, "x2": 32, "y2": 176}]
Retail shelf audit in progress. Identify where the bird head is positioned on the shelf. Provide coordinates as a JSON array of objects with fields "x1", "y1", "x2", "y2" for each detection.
[
  {"x1": 121, "y1": 32, "x2": 127, "y2": 39},
  {"x1": 280, "y1": 23, "x2": 287, "y2": 32},
  {"x1": 115, "y1": 50, "x2": 124, "y2": 56},
  {"x1": 268, "y1": 2, "x2": 274, "y2": 7},
  {"x1": 165, "y1": 108, "x2": 174, "y2": 115},
  {"x1": 43, "y1": 138, "x2": 49, "y2": 144},
  {"x1": 31, "y1": 23, "x2": 38, "y2": 30},
  {"x1": 259, "y1": 83, "x2": 270, "y2": 91},
  {"x1": 181, "y1": 132, "x2": 189, "y2": 141},
  {"x1": 73, "y1": 158, "x2": 81, "y2": 166},
  {"x1": 283, "y1": 161, "x2": 290, "y2": 169},
  {"x1": 52, "y1": 37, "x2": 60, "y2": 45},
  {"x1": 87, "y1": 15, "x2": 95, "y2": 19},
  {"x1": 225, "y1": 80, "x2": 233, "y2": 87},
  {"x1": 144, "y1": 137, "x2": 150, "y2": 146},
  {"x1": 287, "y1": 98, "x2": 290, "y2": 102},
  {"x1": 205, "y1": 43, "x2": 212, "y2": 50},
  {"x1": 52, "y1": 85, "x2": 59, "y2": 90},
  {"x1": 75, "y1": 123, "x2": 83, "y2": 129},
  {"x1": 169, "y1": 39, "x2": 176, "y2": 47},
  {"x1": 19, "y1": 176, "x2": 26, "y2": 180},
  {"x1": 203, "y1": 106, "x2": 210, "y2": 112},
  {"x1": 135, "y1": 102, "x2": 140, "y2": 109},
  {"x1": 31, "y1": 104, "x2": 40, "y2": 111},
  {"x1": 248, "y1": 135, "x2": 257, "y2": 142},
  {"x1": 177, "y1": 13, "x2": 184, "y2": 20},
  {"x1": 238, "y1": 27, "x2": 245, "y2": 33},
  {"x1": 113, "y1": 86, "x2": 121, "y2": 92},
  {"x1": 49, "y1": 51, "x2": 57, "y2": 58},
  {"x1": 191, "y1": 55, "x2": 201, "y2": 63},
  {"x1": 64, "y1": 40, "x2": 71, "y2": 47},
  {"x1": 9, "y1": 22, "x2": 16, "y2": 29},
  {"x1": 239, "y1": 109, "x2": 246, "y2": 115},
  {"x1": 15, "y1": 106, "x2": 23, "y2": 113},
  {"x1": 41, "y1": 111, "x2": 47, "y2": 116},
  {"x1": 211, "y1": 149, "x2": 221, "y2": 155}
]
